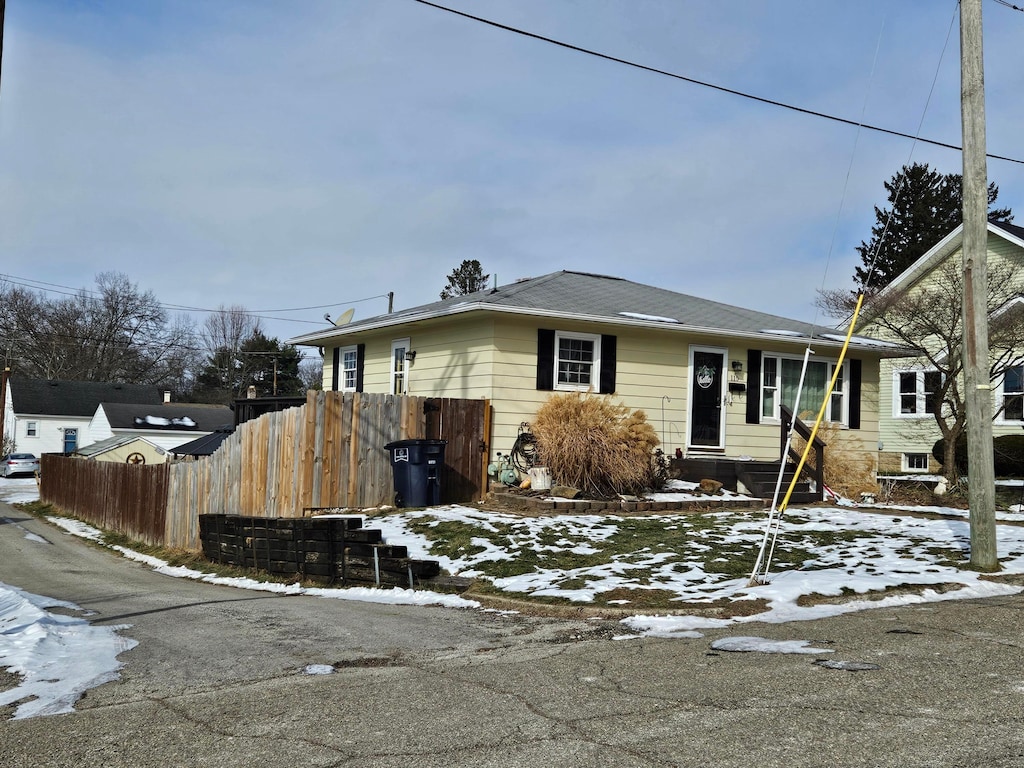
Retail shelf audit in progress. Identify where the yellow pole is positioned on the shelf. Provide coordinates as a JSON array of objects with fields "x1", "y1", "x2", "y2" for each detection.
[{"x1": 777, "y1": 293, "x2": 865, "y2": 514}]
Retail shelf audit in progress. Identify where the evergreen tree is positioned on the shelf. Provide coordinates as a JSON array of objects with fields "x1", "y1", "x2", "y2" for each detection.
[
  {"x1": 440, "y1": 260, "x2": 490, "y2": 300},
  {"x1": 854, "y1": 162, "x2": 1012, "y2": 289}
]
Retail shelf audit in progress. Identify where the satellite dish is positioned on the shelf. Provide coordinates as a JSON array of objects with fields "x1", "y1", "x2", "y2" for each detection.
[{"x1": 335, "y1": 308, "x2": 355, "y2": 326}]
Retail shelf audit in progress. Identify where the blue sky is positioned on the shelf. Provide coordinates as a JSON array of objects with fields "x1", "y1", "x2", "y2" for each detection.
[{"x1": 2, "y1": 0, "x2": 1023, "y2": 346}]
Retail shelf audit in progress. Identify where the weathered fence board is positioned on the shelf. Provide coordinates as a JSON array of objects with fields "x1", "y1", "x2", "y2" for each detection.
[
  {"x1": 39, "y1": 392, "x2": 490, "y2": 551},
  {"x1": 39, "y1": 456, "x2": 170, "y2": 546}
]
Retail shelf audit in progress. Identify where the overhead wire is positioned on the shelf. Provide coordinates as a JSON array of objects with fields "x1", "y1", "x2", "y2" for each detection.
[
  {"x1": 411, "y1": 0, "x2": 1024, "y2": 166},
  {"x1": 0, "y1": 272, "x2": 388, "y2": 327},
  {"x1": 749, "y1": 1, "x2": 961, "y2": 585}
]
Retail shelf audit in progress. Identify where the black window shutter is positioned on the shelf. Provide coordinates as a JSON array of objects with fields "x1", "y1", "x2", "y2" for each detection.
[
  {"x1": 599, "y1": 334, "x2": 617, "y2": 394},
  {"x1": 331, "y1": 347, "x2": 340, "y2": 391},
  {"x1": 849, "y1": 358, "x2": 862, "y2": 429},
  {"x1": 356, "y1": 344, "x2": 365, "y2": 392},
  {"x1": 537, "y1": 329, "x2": 555, "y2": 390},
  {"x1": 746, "y1": 349, "x2": 761, "y2": 424}
]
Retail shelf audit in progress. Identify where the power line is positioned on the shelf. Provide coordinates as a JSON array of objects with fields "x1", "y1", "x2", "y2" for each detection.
[
  {"x1": 0, "y1": 272, "x2": 386, "y2": 326},
  {"x1": 992, "y1": 0, "x2": 1024, "y2": 12},
  {"x1": 411, "y1": 0, "x2": 1024, "y2": 166}
]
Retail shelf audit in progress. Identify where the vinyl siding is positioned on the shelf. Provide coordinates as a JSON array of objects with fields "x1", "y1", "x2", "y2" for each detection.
[
  {"x1": 319, "y1": 312, "x2": 881, "y2": 474},
  {"x1": 869, "y1": 234, "x2": 1024, "y2": 471}
]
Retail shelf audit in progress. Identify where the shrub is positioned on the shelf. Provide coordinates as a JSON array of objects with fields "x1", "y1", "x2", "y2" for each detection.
[
  {"x1": 531, "y1": 392, "x2": 660, "y2": 498},
  {"x1": 932, "y1": 434, "x2": 1024, "y2": 477},
  {"x1": 994, "y1": 434, "x2": 1024, "y2": 477},
  {"x1": 932, "y1": 436, "x2": 968, "y2": 473}
]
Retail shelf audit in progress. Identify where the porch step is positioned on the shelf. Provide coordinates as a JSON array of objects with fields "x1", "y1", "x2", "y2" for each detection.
[{"x1": 736, "y1": 462, "x2": 819, "y2": 505}]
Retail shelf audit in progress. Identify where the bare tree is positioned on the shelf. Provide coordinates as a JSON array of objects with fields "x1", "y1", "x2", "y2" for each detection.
[
  {"x1": 820, "y1": 260, "x2": 1024, "y2": 482},
  {"x1": 298, "y1": 355, "x2": 324, "y2": 392},
  {"x1": 0, "y1": 272, "x2": 198, "y2": 388},
  {"x1": 200, "y1": 305, "x2": 263, "y2": 358}
]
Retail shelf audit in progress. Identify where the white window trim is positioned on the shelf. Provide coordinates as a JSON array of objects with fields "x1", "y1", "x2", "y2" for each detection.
[
  {"x1": 553, "y1": 331, "x2": 601, "y2": 392},
  {"x1": 25, "y1": 421, "x2": 38, "y2": 437},
  {"x1": 995, "y1": 361, "x2": 1024, "y2": 424},
  {"x1": 340, "y1": 344, "x2": 358, "y2": 393},
  {"x1": 893, "y1": 368, "x2": 942, "y2": 419},
  {"x1": 760, "y1": 353, "x2": 849, "y2": 426},
  {"x1": 902, "y1": 452, "x2": 930, "y2": 473},
  {"x1": 390, "y1": 338, "x2": 410, "y2": 396}
]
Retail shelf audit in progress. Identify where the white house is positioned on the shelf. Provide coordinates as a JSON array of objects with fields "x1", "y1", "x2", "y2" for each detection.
[
  {"x1": 2, "y1": 376, "x2": 164, "y2": 456},
  {"x1": 86, "y1": 402, "x2": 233, "y2": 453}
]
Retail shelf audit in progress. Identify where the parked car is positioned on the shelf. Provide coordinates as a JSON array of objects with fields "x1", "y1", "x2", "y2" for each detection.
[{"x1": 1, "y1": 453, "x2": 40, "y2": 478}]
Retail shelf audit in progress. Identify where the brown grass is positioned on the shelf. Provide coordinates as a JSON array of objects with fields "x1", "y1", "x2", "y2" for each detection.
[
  {"x1": 793, "y1": 418, "x2": 877, "y2": 499},
  {"x1": 531, "y1": 392, "x2": 660, "y2": 497}
]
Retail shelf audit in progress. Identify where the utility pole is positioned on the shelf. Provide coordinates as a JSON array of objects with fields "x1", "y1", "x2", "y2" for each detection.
[{"x1": 960, "y1": 0, "x2": 998, "y2": 571}]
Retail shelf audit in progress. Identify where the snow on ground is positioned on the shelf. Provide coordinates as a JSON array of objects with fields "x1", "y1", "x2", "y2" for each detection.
[
  {"x1": 373, "y1": 503, "x2": 1024, "y2": 640},
  {"x1": 4, "y1": 474, "x2": 1024, "y2": 716},
  {"x1": 0, "y1": 581, "x2": 138, "y2": 720}
]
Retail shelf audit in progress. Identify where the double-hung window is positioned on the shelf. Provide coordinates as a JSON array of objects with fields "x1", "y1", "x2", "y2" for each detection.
[
  {"x1": 895, "y1": 370, "x2": 942, "y2": 417},
  {"x1": 554, "y1": 331, "x2": 601, "y2": 391},
  {"x1": 1000, "y1": 364, "x2": 1024, "y2": 422},
  {"x1": 340, "y1": 345, "x2": 358, "y2": 392},
  {"x1": 760, "y1": 355, "x2": 848, "y2": 424}
]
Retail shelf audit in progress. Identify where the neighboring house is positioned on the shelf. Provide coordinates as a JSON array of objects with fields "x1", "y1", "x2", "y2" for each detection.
[
  {"x1": 1, "y1": 376, "x2": 164, "y2": 456},
  {"x1": 74, "y1": 435, "x2": 169, "y2": 465},
  {"x1": 87, "y1": 403, "x2": 234, "y2": 453},
  {"x1": 859, "y1": 220, "x2": 1024, "y2": 475},
  {"x1": 288, "y1": 271, "x2": 908, "y2": 479}
]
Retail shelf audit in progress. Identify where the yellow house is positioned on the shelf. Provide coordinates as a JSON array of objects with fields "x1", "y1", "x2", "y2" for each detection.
[
  {"x1": 858, "y1": 221, "x2": 1024, "y2": 475},
  {"x1": 289, "y1": 271, "x2": 907, "y2": 490}
]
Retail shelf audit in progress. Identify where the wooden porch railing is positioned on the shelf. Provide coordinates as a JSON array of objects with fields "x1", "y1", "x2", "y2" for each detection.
[{"x1": 779, "y1": 405, "x2": 825, "y2": 501}]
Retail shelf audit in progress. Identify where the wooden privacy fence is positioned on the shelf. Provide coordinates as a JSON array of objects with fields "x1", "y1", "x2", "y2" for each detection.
[
  {"x1": 40, "y1": 455, "x2": 170, "y2": 547},
  {"x1": 40, "y1": 392, "x2": 490, "y2": 551}
]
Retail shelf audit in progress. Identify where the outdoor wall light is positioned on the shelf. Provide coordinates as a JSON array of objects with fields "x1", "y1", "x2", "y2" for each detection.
[
  {"x1": 731, "y1": 360, "x2": 743, "y2": 372},
  {"x1": 405, "y1": 350, "x2": 417, "y2": 362}
]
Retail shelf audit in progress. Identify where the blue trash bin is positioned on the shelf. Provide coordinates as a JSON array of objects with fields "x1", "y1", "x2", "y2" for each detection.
[{"x1": 383, "y1": 439, "x2": 447, "y2": 508}]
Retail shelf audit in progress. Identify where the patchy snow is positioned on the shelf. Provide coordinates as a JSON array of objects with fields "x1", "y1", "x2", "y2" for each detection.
[
  {"x1": 0, "y1": 478, "x2": 41, "y2": 506},
  {"x1": 618, "y1": 311, "x2": 680, "y2": 324},
  {"x1": 819, "y1": 333, "x2": 904, "y2": 349},
  {"x1": 759, "y1": 329, "x2": 807, "y2": 337},
  {"x1": 0, "y1": 581, "x2": 138, "y2": 720},
  {"x1": 46, "y1": 517, "x2": 481, "y2": 610},
  {"x1": 133, "y1": 415, "x2": 197, "y2": 428},
  {"x1": 710, "y1": 636, "x2": 834, "y2": 654},
  {"x1": 302, "y1": 664, "x2": 335, "y2": 676},
  {"x1": 6, "y1": 473, "x2": 1024, "y2": 719}
]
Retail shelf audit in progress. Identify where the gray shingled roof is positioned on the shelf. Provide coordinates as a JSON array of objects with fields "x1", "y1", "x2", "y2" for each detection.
[
  {"x1": 993, "y1": 220, "x2": 1024, "y2": 240},
  {"x1": 74, "y1": 435, "x2": 167, "y2": 458},
  {"x1": 289, "y1": 270, "x2": 903, "y2": 353},
  {"x1": 9, "y1": 376, "x2": 163, "y2": 417},
  {"x1": 171, "y1": 425, "x2": 234, "y2": 457},
  {"x1": 101, "y1": 403, "x2": 233, "y2": 432}
]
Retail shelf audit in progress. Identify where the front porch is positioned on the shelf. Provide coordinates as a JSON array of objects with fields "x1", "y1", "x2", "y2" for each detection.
[{"x1": 671, "y1": 406, "x2": 826, "y2": 505}]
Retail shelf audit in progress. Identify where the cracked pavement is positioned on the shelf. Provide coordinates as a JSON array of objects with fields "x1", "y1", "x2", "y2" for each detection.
[{"x1": 2, "y1": 506, "x2": 1024, "y2": 767}]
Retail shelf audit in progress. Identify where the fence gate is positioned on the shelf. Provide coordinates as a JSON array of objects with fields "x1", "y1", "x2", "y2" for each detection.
[{"x1": 424, "y1": 398, "x2": 489, "y2": 504}]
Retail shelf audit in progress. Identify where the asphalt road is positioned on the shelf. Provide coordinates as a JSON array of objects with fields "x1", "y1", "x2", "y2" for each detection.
[{"x1": 1, "y1": 502, "x2": 1023, "y2": 768}]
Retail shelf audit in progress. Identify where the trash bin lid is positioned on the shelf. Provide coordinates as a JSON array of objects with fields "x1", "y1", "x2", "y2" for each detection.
[{"x1": 384, "y1": 439, "x2": 448, "y2": 449}]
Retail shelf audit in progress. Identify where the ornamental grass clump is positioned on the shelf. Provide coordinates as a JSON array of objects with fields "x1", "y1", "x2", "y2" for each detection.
[
  {"x1": 531, "y1": 392, "x2": 661, "y2": 498},
  {"x1": 793, "y1": 419, "x2": 876, "y2": 499}
]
